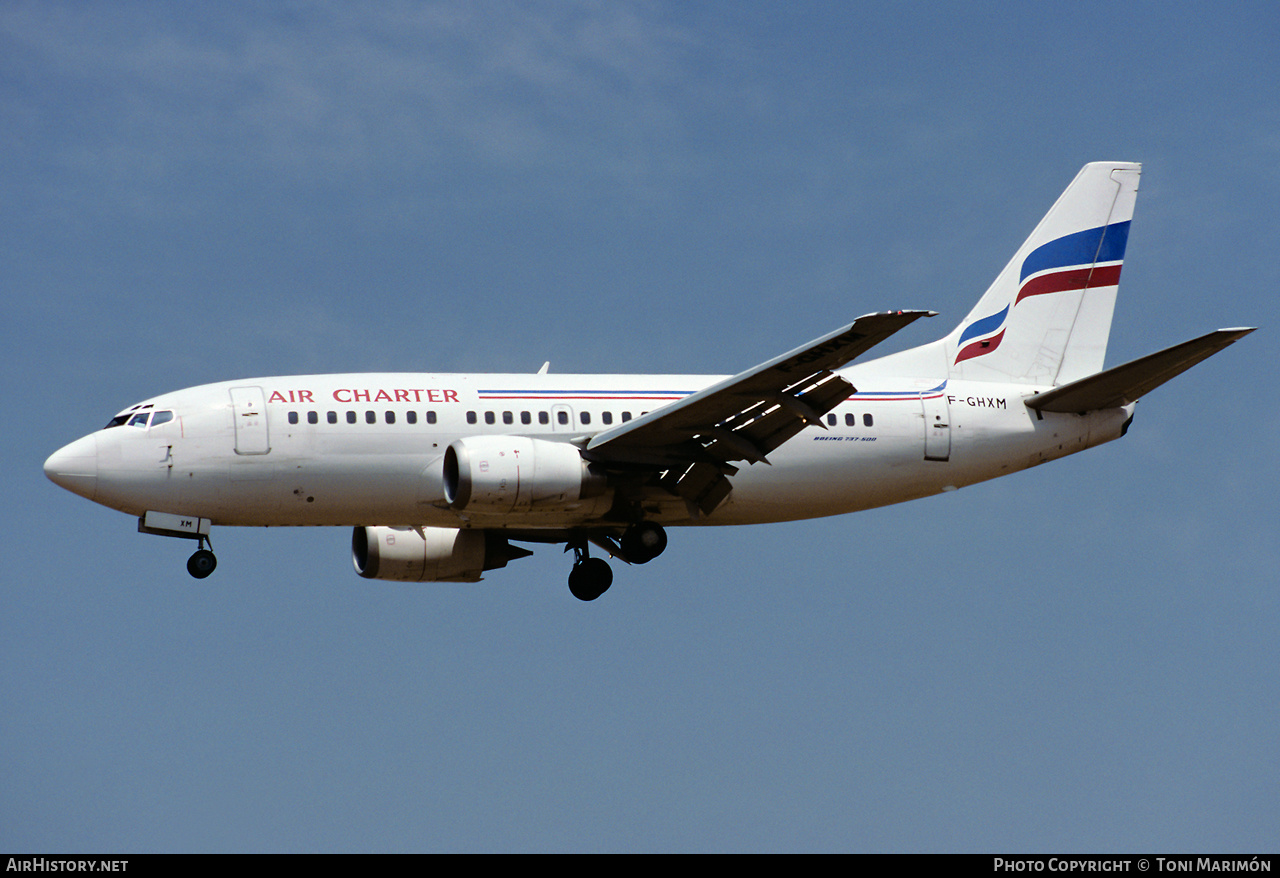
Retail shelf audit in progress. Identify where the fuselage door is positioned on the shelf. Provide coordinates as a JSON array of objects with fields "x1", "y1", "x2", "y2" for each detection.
[
  {"x1": 921, "y1": 390, "x2": 951, "y2": 462},
  {"x1": 230, "y1": 386, "x2": 271, "y2": 455}
]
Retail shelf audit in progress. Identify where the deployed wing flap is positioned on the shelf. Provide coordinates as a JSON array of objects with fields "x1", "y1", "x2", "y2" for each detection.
[
  {"x1": 586, "y1": 310, "x2": 933, "y2": 514},
  {"x1": 586, "y1": 311, "x2": 931, "y2": 460},
  {"x1": 588, "y1": 310, "x2": 932, "y2": 461},
  {"x1": 698, "y1": 369, "x2": 855, "y2": 465},
  {"x1": 661, "y1": 461, "x2": 735, "y2": 518},
  {"x1": 1025, "y1": 327, "x2": 1255, "y2": 413}
]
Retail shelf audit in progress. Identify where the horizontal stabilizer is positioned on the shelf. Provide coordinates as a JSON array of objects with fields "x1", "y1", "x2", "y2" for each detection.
[{"x1": 1025, "y1": 327, "x2": 1255, "y2": 413}]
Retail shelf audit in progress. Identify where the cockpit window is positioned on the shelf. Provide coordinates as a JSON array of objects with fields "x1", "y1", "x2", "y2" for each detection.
[{"x1": 105, "y1": 409, "x2": 174, "y2": 429}]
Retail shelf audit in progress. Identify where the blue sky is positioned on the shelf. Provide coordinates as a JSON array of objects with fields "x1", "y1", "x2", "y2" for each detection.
[{"x1": 3, "y1": 1, "x2": 1277, "y2": 852}]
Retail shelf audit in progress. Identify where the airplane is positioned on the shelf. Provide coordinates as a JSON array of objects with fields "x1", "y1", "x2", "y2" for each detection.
[{"x1": 44, "y1": 162, "x2": 1254, "y2": 600}]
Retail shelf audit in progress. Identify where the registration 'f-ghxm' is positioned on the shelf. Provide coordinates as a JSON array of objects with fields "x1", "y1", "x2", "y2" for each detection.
[{"x1": 45, "y1": 163, "x2": 1253, "y2": 600}]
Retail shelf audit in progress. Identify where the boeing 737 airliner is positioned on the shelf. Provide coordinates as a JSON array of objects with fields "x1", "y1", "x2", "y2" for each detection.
[{"x1": 45, "y1": 163, "x2": 1253, "y2": 599}]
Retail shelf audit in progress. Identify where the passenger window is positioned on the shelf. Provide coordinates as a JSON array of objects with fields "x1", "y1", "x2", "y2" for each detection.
[
  {"x1": 503, "y1": 411, "x2": 513, "y2": 425},
  {"x1": 467, "y1": 411, "x2": 477, "y2": 425},
  {"x1": 863, "y1": 413, "x2": 874, "y2": 427},
  {"x1": 328, "y1": 411, "x2": 338, "y2": 424},
  {"x1": 826, "y1": 414, "x2": 837, "y2": 426},
  {"x1": 845, "y1": 413, "x2": 855, "y2": 427},
  {"x1": 484, "y1": 411, "x2": 495, "y2": 425},
  {"x1": 385, "y1": 411, "x2": 395, "y2": 424},
  {"x1": 406, "y1": 411, "x2": 417, "y2": 424},
  {"x1": 427, "y1": 411, "x2": 437, "y2": 424},
  {"x1": 539, "y1": 412, "x2": 550, "y2": 425},
  {"x1": 622, "y1": 412, "x2": 632, "y2": 422},
  {"x1": 557, "y1": 411, "x2": 569, "y2": 425},
  {"x1": 581, "y1": 412, "x2": 591, "y2": 425},
  {"x1": 365, "y1": 411, "x2": 376, "y2": 424},
  {"x1": 602, "y1": 412, "x2": 613, "y2": 425},
  {"x1": 287, "y1": 412, "x2": 299, "y2": 425},
  {"x1": 347, "y1": 411, "x2": 357, "y2": 424},
  {"x1": 151, "y1": 411, "x2": 173, "y2": 427},
  {"x1": 521, "y1": 411, "x2": 531, "y2": 425}
]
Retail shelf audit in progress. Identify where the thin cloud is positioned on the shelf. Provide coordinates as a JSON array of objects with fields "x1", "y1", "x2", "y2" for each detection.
[{"x1": 3, "y1": 1, "x2": 703, "y2": 213}]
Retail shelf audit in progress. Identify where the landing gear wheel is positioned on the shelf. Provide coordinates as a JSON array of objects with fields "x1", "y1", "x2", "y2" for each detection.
[
  {"x1": 187, "y1": 548, "x2": 217, "y2": 579},
  {"x1": 568, "y1": 557, "x2": 612, "y2": 601},
  {"x1": 621, "y1": 522, "x2": 667, "y2": 564}
]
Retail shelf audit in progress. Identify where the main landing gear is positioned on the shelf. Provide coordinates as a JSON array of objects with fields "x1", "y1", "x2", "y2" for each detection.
[
  {"x1": 621, "y1": 521, "x2": 668, "y2": 564},
  {"x1": 566, "y1": 523, "x2": 667, "y2": 601},
  {"x1": 186, "y1": 536, "x2": 217, "y2": 579},
  {"x1": 568, "y1": 551, "x2": 612, "y2": 602}
]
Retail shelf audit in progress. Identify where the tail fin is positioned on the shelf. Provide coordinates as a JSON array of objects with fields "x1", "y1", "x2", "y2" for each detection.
[{"x1": 946, "y1": 162, "x2": 1141, "y2": 386}]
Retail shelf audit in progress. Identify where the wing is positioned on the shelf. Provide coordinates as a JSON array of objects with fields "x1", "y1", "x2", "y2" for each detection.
[{"x1": 585, "y1": 310, "x2": 934, "y2": 515}]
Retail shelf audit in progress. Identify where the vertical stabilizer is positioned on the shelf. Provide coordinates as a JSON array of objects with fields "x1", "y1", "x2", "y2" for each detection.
[{"x1": 946, "y1": 162, "x2": 1141, "y2": 385}]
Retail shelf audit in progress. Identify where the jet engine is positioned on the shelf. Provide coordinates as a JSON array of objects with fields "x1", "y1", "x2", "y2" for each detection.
[
  {"x1": 442, "y1": 436, "x2": 606, "y2": 514},
  {"x1": 352, "y1": 526, "x2": 531, "y2": 582}
]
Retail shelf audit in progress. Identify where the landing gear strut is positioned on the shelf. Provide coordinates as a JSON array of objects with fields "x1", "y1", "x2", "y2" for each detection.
[
  {"x1": 567, "y1": 539, "x2": 612, "y2": 601},
  {"x1": 186, "y1": 536, "x2": 217, "y2": 579}
]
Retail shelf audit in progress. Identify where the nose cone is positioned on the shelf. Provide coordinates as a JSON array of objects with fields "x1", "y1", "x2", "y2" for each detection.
[{"x1": 44, "y1": 434, "x2": 99, "y2": 500}]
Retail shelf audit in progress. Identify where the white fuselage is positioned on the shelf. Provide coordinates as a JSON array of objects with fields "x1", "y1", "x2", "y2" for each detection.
[
  {"x1": 46, "y1": 366, "x2": 1133, "y2": 532},
  {"x1": 42, "y1": 163, "x2": 1248, "y2": 595}
]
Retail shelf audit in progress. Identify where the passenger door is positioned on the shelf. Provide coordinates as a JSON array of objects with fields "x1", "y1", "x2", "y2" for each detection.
[{"x1": 230, "y1": 386, "x2": 271, "y2": 455}]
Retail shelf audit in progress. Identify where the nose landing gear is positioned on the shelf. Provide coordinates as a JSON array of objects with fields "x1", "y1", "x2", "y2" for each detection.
[
  {"x1": 186, "y1": 536, "x2": 217, "y2": 579},
  {"x1": 137, "y1": 513, "x2": 218, "y2": 580}
]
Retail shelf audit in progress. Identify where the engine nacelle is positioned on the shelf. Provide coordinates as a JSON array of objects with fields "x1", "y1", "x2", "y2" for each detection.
[
  {"x1": 442, "y1": 435, "x2": 606, "y2": 514},
  {"x1": 352, "y1": 526, "x2": 531, "y2": 582}
]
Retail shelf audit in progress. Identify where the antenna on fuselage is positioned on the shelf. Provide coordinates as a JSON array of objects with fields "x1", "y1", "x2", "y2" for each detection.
[{"x1": 537, "y1": 362, "x2": 550, "y2": 374}]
